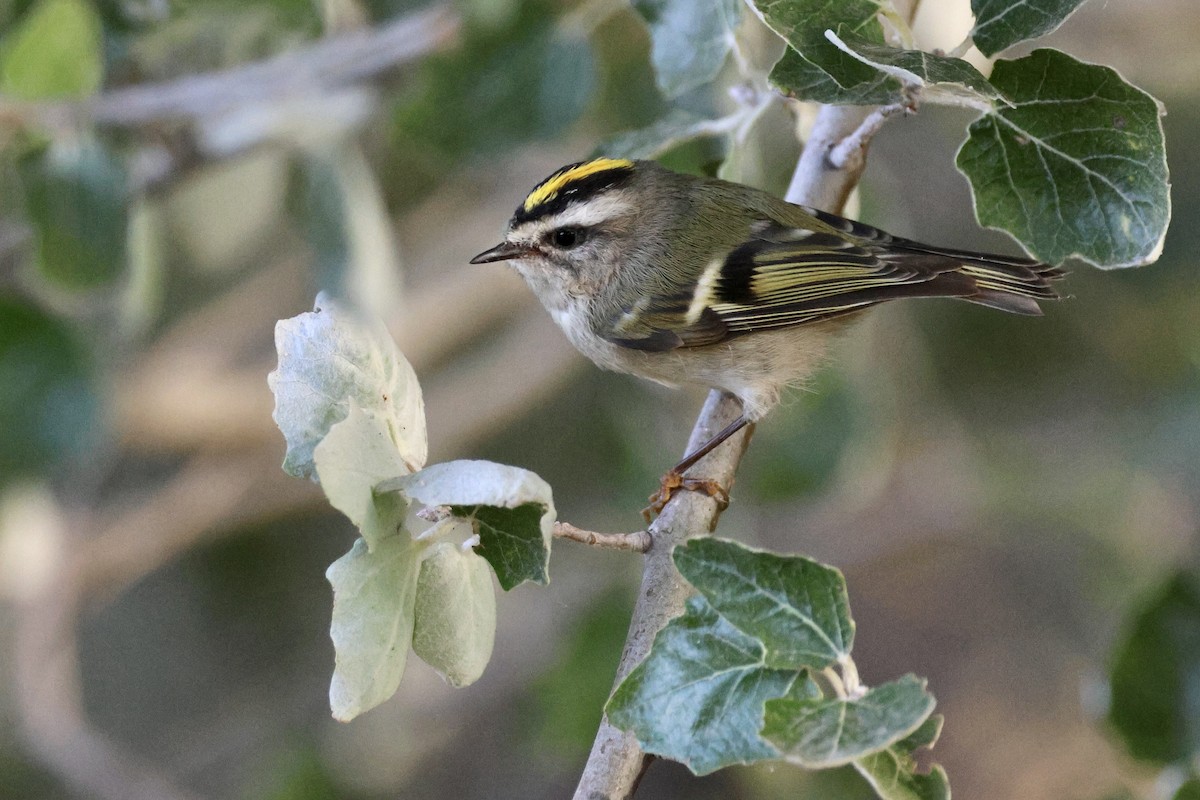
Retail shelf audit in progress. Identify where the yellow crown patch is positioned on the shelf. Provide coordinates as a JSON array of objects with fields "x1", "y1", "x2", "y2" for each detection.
[{"x1": 523, "y1": 158, "x2": 635, "y2": 213}]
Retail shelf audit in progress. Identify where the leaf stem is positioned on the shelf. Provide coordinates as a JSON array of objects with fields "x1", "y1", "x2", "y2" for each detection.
[
  {"x1": 839, "y1": 655, "x2": 866, "y2": 699},
  {"x1": 947, "y1": 34, "x2": 974, "y2": 59},
  {"x1": 553, "y1": 522, "x2": 651, "y2": 553},
  {"x1": 822, "y1": 666, "x2": 848, "y2": 699}
]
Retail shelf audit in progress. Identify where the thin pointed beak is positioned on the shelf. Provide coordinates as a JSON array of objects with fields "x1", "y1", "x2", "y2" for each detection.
[{"x1": 470, "y1": 241, "x2": 529, "y2": 264}]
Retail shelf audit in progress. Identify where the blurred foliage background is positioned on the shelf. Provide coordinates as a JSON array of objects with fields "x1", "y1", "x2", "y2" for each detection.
[{"x1": 0, "y1": 0, "x2": 1194, "y2": 798}]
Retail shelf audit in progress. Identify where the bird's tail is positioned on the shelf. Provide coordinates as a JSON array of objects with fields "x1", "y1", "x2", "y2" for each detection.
[{"x1": 898, "y1": 241, "x2": 1066, "y2": 316}]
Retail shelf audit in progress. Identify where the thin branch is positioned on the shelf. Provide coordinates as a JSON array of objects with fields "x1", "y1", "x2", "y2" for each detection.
[
  {"x1": 0, "y1": 5, "x2": 458, "y2": 131},
  {"x1": 554, "y1": 522, "x2": 651, "y2": 553},
  {"x1": 574, "y1": 2, "x2": 921, "y2": 796},
  {"x1": 827, "y1": 101, "x2": 913, "y2": 172}
]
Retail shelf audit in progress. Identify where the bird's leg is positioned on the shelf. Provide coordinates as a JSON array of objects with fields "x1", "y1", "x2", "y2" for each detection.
[{"x1": 643, "y1": 415, "x2": 750, "y2": 522}]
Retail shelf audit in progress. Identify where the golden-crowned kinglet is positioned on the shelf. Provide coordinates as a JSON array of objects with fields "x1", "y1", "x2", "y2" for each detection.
[{"x1": 472, "y1": 158, "x2": 1062, "y2": 506}]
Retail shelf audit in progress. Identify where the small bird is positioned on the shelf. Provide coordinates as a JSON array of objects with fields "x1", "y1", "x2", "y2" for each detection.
[{"x1": 472, "y1": 158, "x2": 1062, "y2": 515}]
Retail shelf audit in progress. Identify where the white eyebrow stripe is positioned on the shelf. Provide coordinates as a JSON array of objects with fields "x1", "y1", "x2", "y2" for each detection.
[{"x1": 510, "y1": 192, "x2": 634, "y2": 242}]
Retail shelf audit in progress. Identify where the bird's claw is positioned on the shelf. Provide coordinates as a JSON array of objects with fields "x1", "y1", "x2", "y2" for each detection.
[{"x1": 642, "y1": 471, "x2": 731, "y2": 523}]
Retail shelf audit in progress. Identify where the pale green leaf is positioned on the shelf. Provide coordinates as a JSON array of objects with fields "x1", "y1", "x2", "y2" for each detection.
[
  {"x1": 22, "y1": 138, "x2": 127, "y2": 289},
  {"x1": 1, "y1": 0, "x2": 103, "y2": 99},
  {"x1": 956, "y1": 49, "x2": 1170, "y2": 268},
  {"x1": 412, "y1": 531, "x2": 497, "y2": 688},
  {"x1": 268, "y1": 293, "x2": 427, "y2": 480},
  {"x1": 971, "y1": 0, "x2": 1087, "y2": 57},
  {"x1": 762, "y1": 674, "x2": 937, "y2": 768},
  {"x1": 673, "y1": 537, "x2": 854, "y2": 669},
  {"x1": 326, "y1": 534, "x2": 424, "y2": 721},
  {"x1": 607, "y1": 596, "x2": 806, "y2": 775},
  {"x1": 312, "y1": 401, "x2": 410, "y2": 550},
  {"x1": 384, "y1": 459, "x2": 555, "y2": 590},
  {"x1": 853, "y1": 715, "x2": 950, "y2": 800},
  {"x1": 634, "y1": 0, "x2": 741, "y2": 99}
]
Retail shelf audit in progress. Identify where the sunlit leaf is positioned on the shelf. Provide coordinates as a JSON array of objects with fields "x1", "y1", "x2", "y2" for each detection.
[
  {"x1": 312, "y1": 402, "x2": 410, "y2": 550},
  {"x1": 607, "y1": 595, "x2": 805, "y2": 775},
  {"x1": 957, "y1": 49, "x2": 1170, "y2": 268},
  {"x1": 269, "y1": 293, "x2": 427, "y2": 480},
  {"x1": 412, "y1": 531, "x2": 497, "y2": 687},
  {"x1": 762, "y1": 675, "x2": 937, "y2": 768},
  {"x1": 1, "y1": 0, "x2": 103, "y2": 99},
  {"x1": 326, "y1": 534, "x2": 423, "y2": 721},
  {"x1": 970, "y1": 0, "x2": 1087, "y2": 57},
  {"x1": 674, "y1": 537, "x2": 854, "y2": 669}
]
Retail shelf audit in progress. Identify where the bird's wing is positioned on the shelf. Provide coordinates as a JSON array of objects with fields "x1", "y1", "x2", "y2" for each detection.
[{"x1": 604, "y1": 218, "x2": 1062, "y2": 352}]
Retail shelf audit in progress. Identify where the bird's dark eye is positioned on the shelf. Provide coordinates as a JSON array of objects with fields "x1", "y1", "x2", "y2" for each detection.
[{"x1": 552, "y1": 227, "x2": 585, "y2": 248}]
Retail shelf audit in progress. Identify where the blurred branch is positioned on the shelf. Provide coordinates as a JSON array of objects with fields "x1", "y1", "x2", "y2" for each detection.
[
  {"x1": 572, "y1": 1, "x2": 919, "y2": 795},
  {"x1": 113, "y1": 251, "x2": 537, "y2": 455},
  {"x1": 14, "y1": 519, "x2": 207, "y2": 800},
  {"x1": 0, "y1": 5, "x2": 459, "y2": 131}
]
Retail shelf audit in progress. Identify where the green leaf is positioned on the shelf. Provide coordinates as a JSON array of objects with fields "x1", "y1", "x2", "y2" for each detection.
[
  {"x1": 538, "y1": 35, "x2": 596, "y2": 133},
  {"x1": 633, "y1": 0, "x2": 741, "y2": 99},
  {"x1": 1176, "y1": 780, "x2": 1200, "y2": 800},
  {"x1": 970, "y1": 0, "x2": 1087, "y2": 57},
  {"x1": 828, "y1": 31, "x2": 999, "y2": 104},
  {"x1": 0, "y1": 297, "x2": 97, "y2": 486},
  {"x1": 22, "y1": 138, "x2": 128, "y2": 289},
  {"x1": 386, "y1": 459, "x2": 556, "y2": 590},
  {"x1": 1109, "y1": 571, "x2": 1200, "y2": 765},
  {"x1": 598, "y1": 109, "x2": 733, "y2": 161},
  {"x1": 451, "y1": 502, "x2": 550, "y2": 590},
  {"x1": 607, "y1": 596, "x2": 805, "y2": 775},
  {"x1": 853, "y1": 715, "x2": 950, "y2": 800},
  {"x1": 770, "y1": 44, "x2": 898, "y2": 105},
  {"x1": 755, "y1": 0, "x2": 900, "y2": 105},
  {"x1": 673, "y1": 537, "x2": 854, "y2": 669},
  {"x1": 1, "y1": 0, "x2": 103, "y2": 99},
  {"x1": 326, "y1": 533, "x2": 423, "y2": 721},
  {"x1": 762, "y1": 674, "x2": 937, "y2": 768},
  {"x1": 311, "y1": 402, "x2": 410, "y2": 550},
  {"x1": 389, "y1": 0, "x2": 590, "y2": 189},
  {"x1": 268, "y1": 293, "x2": 427, "y2": 480},
  {"x1": 956, "y1": 49, "x2": 1170, "y2": 268},
  {"x1": 412, "y1": 532, "x2": 497, "y2": 688}
]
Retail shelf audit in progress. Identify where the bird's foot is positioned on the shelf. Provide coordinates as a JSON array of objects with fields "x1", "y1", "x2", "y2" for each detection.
[{"x1": 642, "y1": 471, "x2": 730, "y2": 523}]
